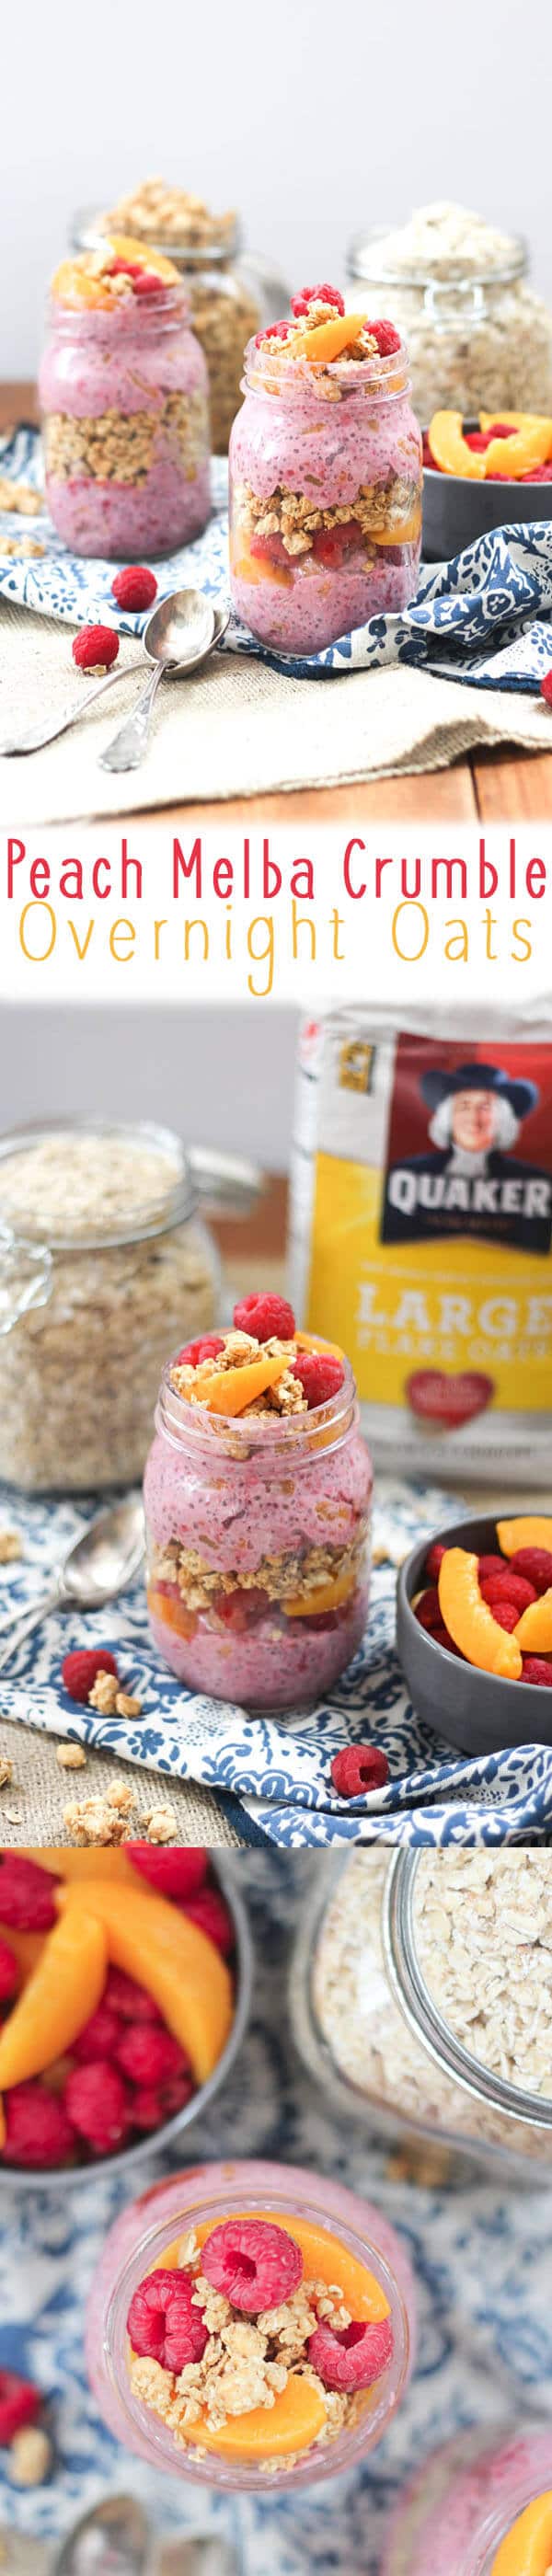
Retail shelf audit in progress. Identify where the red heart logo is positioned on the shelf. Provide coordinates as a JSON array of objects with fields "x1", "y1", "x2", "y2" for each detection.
[{"x1": 406, "y1": 1369, "x2": 494, "y2": 1431}]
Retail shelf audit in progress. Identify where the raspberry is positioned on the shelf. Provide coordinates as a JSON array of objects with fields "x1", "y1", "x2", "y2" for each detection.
[
  {"x1": 521, "y1": 465, "x2": 552, "y2": 483},
  {"x1": 107, "y1": 259, "x2": 144, "y2": 279},
  {"x1": 488, "y1": 1601, "x2": 520, "y2": 1632},
  {"x1": 232, "y1": 1293, "x2": 296, "y2": 1342},
  {"x1": 104, "y1": 1966, "x2": 161, "y2": 2023},
  {"x1": 465, "y1": 430, "x2": 494, "y2": 451},
  {"x1": 250, "y1": 531, "x2": 292, "y2": 569},
  {"x1": 292, "y1": 1352, "x2": 345, "y2": 1408},
  {"x1": 477, "y1": 1554, "x2": 508, "y2": 1582},
  {"x1": 307, "y1": 2315, "x2": 393, "y2": 2393},
  {"x1": 312, "y1": 522, "x2": 361, "y2": 568},
  {"x1": 414, "y1": 1587, "x2": 442, "y2": 1633},
  {"x1": 132, "y1": 271, "x2": 163, "y2": 297},
  {"x1": 330, "y1": 1745, "x2": 389, "y2": 1798},
  {"x1": 254, "y1": 320, "x2": 292, "y2": 344},
  {"x1": 124, "y1": 1845, "x2": 208, "y2": 1899},
  {"x1": 73, "y1": 2004, "x2": 121, "y2": 2064},
  {"x1": 365, "y1": 319, "x2": 401, "y2": 355},
  {"x1": 131, "y1": 2087, "x2": 165, "y2": 2132},
  {"x1": 0, "y1": 1855, "x2": 57, "y2": 1931},
  {"x1": 522, "y1": 1657, "x2": 552, "y2": 1685},
  {"x1": 201, "y1": 2218, "x2": 303, "y2": 2313},
  {"x1": 0, "y1": 2372, "x2": 41, "y2": 2445},
  {"x1": 510, "y1": 1547, "x2": 552, "y2": 1593},
  {"x1": 72, "y1": 626, "x2": 120, "y2": 673},
  {"x1": 117, "y1": 2026, "x2": 189, "y2": 2087},
  {"x1": 161, "y1": 2071, "x2": 195, "y2": 2116},
  {"x1": 481, "y1": 1571, "x2": 536, "y2": 1613},
  {"x1": 291, "y1": 283, "x2": 345, "y2": 316},
  {"x1": 542, "y1": 668, "x2": 552, "y2": 709},
  {"x1": 174, "y1": 1335, "x2": 224, "y2": 1368},
  {"x1": 425, "y1": 1542, "x2": 447, "y2": 1582},
  {"x1": 0, "y1": 1936, "x2": 18, "y2": 2001},
  {"x1": 431, "y1": 1626, "x2": 462, "y2": 1655},
  {"x1": 180, "y1": 1885, "x2": 235, "y2": 1954},
  {"x1": 127, "y1": 2268, "x2": 208, "y2": 2369},
  {"x1": 422, "y1": 434, "x2": 441, "y2": 470},
  {"x1": 111, "y1": 566, "x2": 158, "y2": 613},
  {"x1": 64, "y1": 2061, "x2": 131, "y2": 2156},
  {"x1": 3, "y1": 2081, "x2": 75, "y2": 2168},
  {"x1": 62, "y1": 1648, "x2": 119, "y2": 1704}
]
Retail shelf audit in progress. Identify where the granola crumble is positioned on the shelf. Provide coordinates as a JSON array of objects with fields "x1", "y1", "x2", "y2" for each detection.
[
  {"x1": 129, "y1": 2249, "x2": 365, "y2": 2462},
  {"x1": 44, "y1": 388, "x2": 208, "y2": 489},
  {"x1": 63, "y1": 1782, "x2": 134, "y2": 1845}
]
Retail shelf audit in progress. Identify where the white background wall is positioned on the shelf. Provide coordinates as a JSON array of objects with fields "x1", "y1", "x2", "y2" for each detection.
[
  {"x1": 3, "y1": 0, "x2": 552, "y2": 376},
  {"x1": 0, "y1": 1006, "x2": 300, "y2": 1169}
]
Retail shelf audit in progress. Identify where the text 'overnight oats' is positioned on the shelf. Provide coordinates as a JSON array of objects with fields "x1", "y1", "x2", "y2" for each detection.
[
  {"x1": 228, "y1": 282, "x2": 422, "y2": 651},
  {"x1": 40, "y1": 236, "x2": 210, "y2": 558},
  {"x1": 144, "y1": 1290, "x2": 373, "y2": 1708},
  {"x1": 86, "y1": 2159, "x2": 414, "y2": 2490}
]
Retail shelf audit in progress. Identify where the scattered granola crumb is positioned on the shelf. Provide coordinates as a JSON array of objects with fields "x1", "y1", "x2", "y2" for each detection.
[
  {"x1": 63, "y1": 1782, "x2": 134, "y2": 1844},
  {"x1": 144, "y1": 1805, "x2": 177, "y2": 1843},
  {"x1": 0, "y1": 1761, "x2": 14, "y2": 1790},
  {"x1": 0, "y1": 477, "x2": 41, "y2": 517},
  {"x1": 9, "y1": 2425, "x2": 52, "y2": 2486},
  {"x1": 114, "y1": 1690, "x2": 143, "y2": 1719},
  {"x1": 87, "y1": 1672, "x2": 143, "y2": 1719},
  {"x1": 56, "y1": 1743, "x2": 87, "y2": 1770},
  {"x1": 0, "y1": 1532, "x2": 23, "y2": 1564},
  {"x1": 0, "y1": 536, "x2": 45, "y2": 558}
]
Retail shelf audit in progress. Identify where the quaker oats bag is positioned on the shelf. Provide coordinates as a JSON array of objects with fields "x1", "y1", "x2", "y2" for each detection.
[{"x1": 289, "y1": 1008, "x2": 552, "y2": 1481}]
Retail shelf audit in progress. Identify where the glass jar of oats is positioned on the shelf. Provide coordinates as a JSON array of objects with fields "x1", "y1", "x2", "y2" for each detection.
[
  {"x1": 0, "y1": 1122, "x2": 261, "y2": 1494},
  {"x1": 73, "y1": 184, "x2": 289, "y2": 454},
  {"x1": 290, "y1": 1850, "x2": 552, "y2": 2182},
  {"x1": 347, "y1": 201, "x2": 552, "y2": 423}
]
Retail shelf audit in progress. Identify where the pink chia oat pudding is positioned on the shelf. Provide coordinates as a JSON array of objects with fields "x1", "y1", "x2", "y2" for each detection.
[
  {"x1": 229, "y1": 282, "x2": 422, "y2": 652},
  {"x1": 381, "y1": 2423, "x2": 552, "y2": 2575},
  {"x1": 144, "y1": 1293, "x2": 373, "y2": 1709},
  {"x1": 40, "y1": 236, "x2": 211, "y2": 558}
]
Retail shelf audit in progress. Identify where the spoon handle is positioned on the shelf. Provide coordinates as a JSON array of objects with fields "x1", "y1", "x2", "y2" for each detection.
[
  {"x1": 99, "y1": 660, "x2": 165, "y2": 772},
  {"x1": 0, "y1": 1586, "x2": 61, "y2": 1673},
  {"x1": 0, "y1": 661, "x2": 146, "y2": 757}
]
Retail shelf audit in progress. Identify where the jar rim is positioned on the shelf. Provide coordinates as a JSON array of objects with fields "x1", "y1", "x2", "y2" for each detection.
[
  {"x1": 348, "y1": 223, "x2": 528, "y2": 290},
  {"x1": 463, "y1": 2444, "x2": 552, "y2": 2576},
  {"x1": 72, "y1": 204, "x2": 242, "y2": 267},
  {"x1": 0, "y1": 1118, "x2": 197, "y2": 1251},
  {"x1": 242, "y1": 328, "x2": 411, "y2": 406},
  {"x1": 156, "y1": 1348, "x2": 359, "y2": 1458},
  {"x1": 47, "y1": 278, "x2": 190, "y2": 332},
  {"x1": 383, "y1": 1852, "x2": 552, "y2": 2131}
]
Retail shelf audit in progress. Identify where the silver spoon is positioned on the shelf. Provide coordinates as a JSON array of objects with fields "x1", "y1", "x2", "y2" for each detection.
[
  {"x1": 53, "y1": 2494, "x2": 151, "y2": 2576},
  {"x1": 99, "y1": 589, "x2": 221, "y2": 773},
  {"x1": 0, "y1": 657, "x2": 147, "y2": 758},
  {"x1": 0, "y1": 1494, "x2": 144, "y2": 1676}
]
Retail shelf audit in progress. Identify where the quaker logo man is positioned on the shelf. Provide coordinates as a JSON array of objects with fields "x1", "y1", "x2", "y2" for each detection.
[{"x1": 381, "y1": 1060, "x2": 552, "y2": 1252}]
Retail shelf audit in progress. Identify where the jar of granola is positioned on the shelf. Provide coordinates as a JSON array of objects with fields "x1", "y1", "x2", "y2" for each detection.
[
  {"x1": 40, "y1": 237, "x2": 210, "y2": 558},
  {"x1": 0, "y1": 1123, "x2": 261, "y2": 1494},
  {"x1": 86, "y1": 2156, "x2": 416, "y2": 2492},
  {"x1": 381, "y1": 2424, "x2": 552, "y2": 2576},
  {"x1": 228, "y1": 282, "x2": 422, "y2": 653},
  {"x1": 144, "y1": 1294, "x2": 373, "y2": 1708},
  {"x1": 291, "y1": 1851, "x2": 552, "y2": 2181},
  {"x1": 347, "y1": 202, "x2": 552, "y2": 425},
  {"x1": 73, "y1": 183, "x2": 288, "y2": 454}
]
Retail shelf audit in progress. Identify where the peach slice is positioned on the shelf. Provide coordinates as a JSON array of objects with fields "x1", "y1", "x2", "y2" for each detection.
[
  {"x1": 497, "y1": 1517, "x2": 552, "y2": 1557},
  {"x1": 0, "y1": 1905, "x2": 107, "y2": 2088},
  {"x1": 294, "y1": 1332, "x2": 345, "y2": 1361},
  {"x1": 191, "y1": 2212, "x2": 390, "y2": 2321},
  {"x1": 232, "y1": 550, "x2": 292, "y2": 591},
  {"x1": 52, "y1": 236, "x2": 179, "y2": 309},
  {"x1": 484, "y1": 421, "x2": 552, "y2": 477},
  {"x1": 58, "y1": 1880, "x2": 233, "y2": 2083},
  {"x1": 285, "y1": 1566, "x2": 356, "y2": 1618},
  {"x1": 193, "y1": 1353, "x2": 288, "y2": 1416},
  {"x1": 18, "y1": 1847, "x2": 141, "y2": 1887},
  {"x1": 287, "y1": 313, "x2": 368, "y2": 364},
  {"x1": 514, "y1": 1588, "x2": 552, "y2": 1653},
  {"x1": 372, "y1": 507, "x2": 422, "y2": 546},
  {"x1": 191, "y1": 2373, "x2": 328, "y2": 2461},
  {"x1": 147, "y1": 1585, "x2": 197, "y2": 1640},
  {"x1": 428, "y1": 413, "x2": 487, "y2": 480},
  {"x1": 490, "y1": 2492, "x2": 552, "y2": 2575},
  {"x1": 438, "y1": 1548, "x2": 523, "y2": 1678}
]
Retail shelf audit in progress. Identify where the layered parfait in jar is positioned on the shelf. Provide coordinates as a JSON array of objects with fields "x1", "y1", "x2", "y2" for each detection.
[
  {"x1": 381, "y1": 2424, "x2": 552, "y2": 2576},
  {"x1": 86, "y1": 2156, "x2": 415, "y2": 2490},
  {"x1": 229, "y1": 282, "x2": 422, "y2": 651},
  {"x1": 144, "y1": 1290, "x2": 373, "y2": 1708},
  {"x1": 40, "y1": 237, "x2": 210, "y2": 558}
]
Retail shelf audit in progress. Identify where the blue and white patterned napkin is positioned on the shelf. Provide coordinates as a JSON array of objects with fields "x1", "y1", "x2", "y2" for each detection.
[
  {"x1": 1, "y1": 1855, "x2": 551, "y2": 2571},
  {"x1": 1, "y1": 1477, "x2": 551, "y2": 1846},
  {"x1": 2, "y1": 426, "x2": 552, "y2": 690}
]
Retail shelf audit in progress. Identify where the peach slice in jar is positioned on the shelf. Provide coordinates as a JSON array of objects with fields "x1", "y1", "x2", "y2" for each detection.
[
  {"x1": 491, "y1": 2492, "x2": 552, "y2": 2575},
  {"x1": 192, "y1": 1352, "x2": 288, "y2": 1415},
  {"x1": 437, "y1": 1548, "x2": 523, "y2": 1678},
  {"x1": 287, "y1": 311, "x2": 368, "y2": 364}
]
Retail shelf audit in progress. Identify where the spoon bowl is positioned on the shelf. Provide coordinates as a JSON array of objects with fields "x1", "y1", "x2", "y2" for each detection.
[
  {"x1": 142, "y1": 588, "x2": 215, "y2": 674},
  {"x1": 0, "y1": 1493, "x2": 144, "y2": 1673},
  {"x1": 53, "y1": 2493, "x2": 150, "y2": 2576}
]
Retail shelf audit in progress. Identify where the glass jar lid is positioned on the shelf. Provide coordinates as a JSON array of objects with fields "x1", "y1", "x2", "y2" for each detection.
[
  {"x1": 0, "y1": 1122, "x2": 264, "y2": 1255},
  {"x1": 348, "y1": 218, "x2": 528, "y2": 292},
  {"x1": 382, "y1": 1853, "x2": 552, "y2": 2136}
]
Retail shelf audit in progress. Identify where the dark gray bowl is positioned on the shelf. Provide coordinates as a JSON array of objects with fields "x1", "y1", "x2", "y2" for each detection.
[
  {"x1": 397, "y1": 1512, "x2": 552, "y2": 1754},
  {"x1": 423, "y1": 462, "x2": 552, "y2": 562}
]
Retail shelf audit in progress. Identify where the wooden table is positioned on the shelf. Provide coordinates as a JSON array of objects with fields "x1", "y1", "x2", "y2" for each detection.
[{"x1": 5, "y1": 382, "x2": 552, "y2": 825}]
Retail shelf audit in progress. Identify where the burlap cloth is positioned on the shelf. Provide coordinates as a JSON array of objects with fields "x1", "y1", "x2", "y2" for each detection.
[
  {"x1": 0, "y1": 1719, "x2": 239, "y2": 1847},
  {"x1": 1, "y1": 598, "x2": 551, "y2": 822}
]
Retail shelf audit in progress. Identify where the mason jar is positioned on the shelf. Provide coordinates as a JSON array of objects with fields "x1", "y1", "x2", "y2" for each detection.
[
  {"x1": 40, "y1": 244, "x2": 211, "y2": 558},
  {"x1": 73, "y1": 198, "x2": 289, "y2": 454},
  {"x1": 381, "y1": 2424, "x2": 552, "y2": 2575},
  {"x1": 0, "y1": 1121, "x2": 261, "y2": 1493},
  {"x1": 144, "y1": 1350, "x2": 373, "y2": 1708},
  {"x1": 290, "y1": 1851, "x2": 552, "y2": 2181},
  {"x1": 229, "y1": 328, "x2": 422, "y2": 653},
  {"x1": 347, "y1": 227, "x2": 552, "y2": 424},
  {"x1": 86, "y1": 2156, "x2": 416, "y2": 2493}
]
